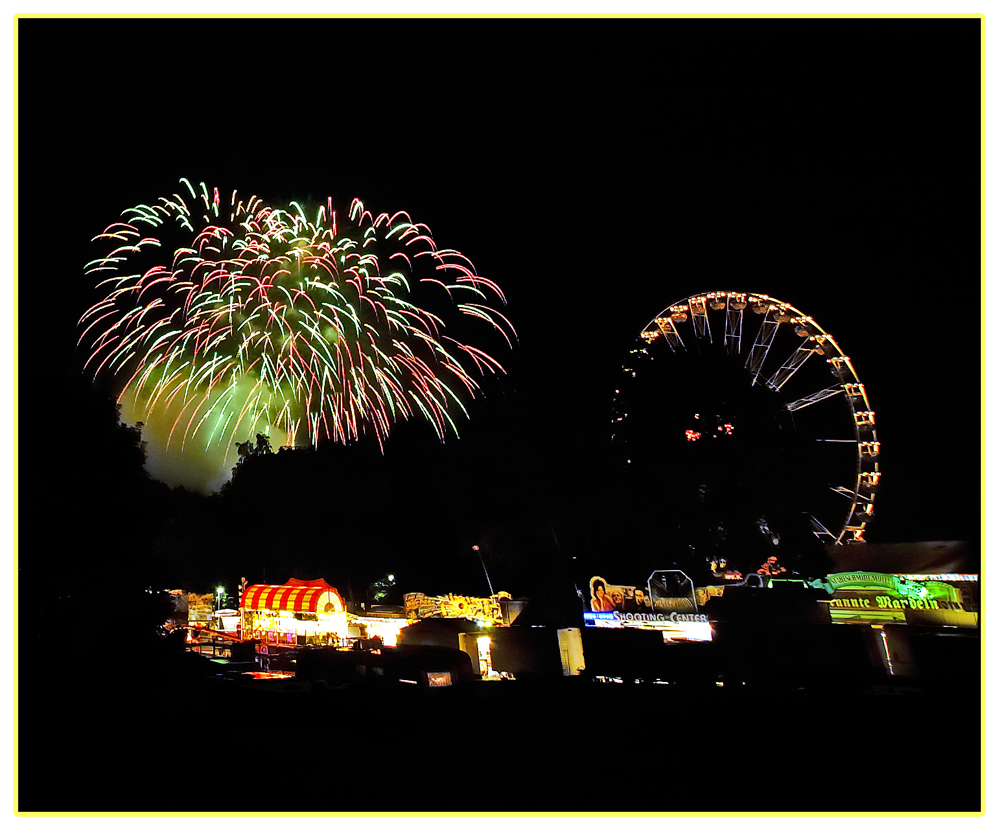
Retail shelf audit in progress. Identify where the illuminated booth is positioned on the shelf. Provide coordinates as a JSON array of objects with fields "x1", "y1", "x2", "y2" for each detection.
[
  {"x1": 809, "y1": 571, "x2": 977, "y2": 627},
  {"x1": 240, "y1": 578, "x2": 349, "y2": 647},
  {"x1": 579, "y1": 541, "x2": 978, "y2": 686},
  {"x1": 347, "y1": 613, "x2": 413, "y2": 648},
  {"x1": 583, "y1": 570, "x2": 713, "y2": 642},
  {"x1": 581, "y1": 544, "x2": 979, "y2": 638}
]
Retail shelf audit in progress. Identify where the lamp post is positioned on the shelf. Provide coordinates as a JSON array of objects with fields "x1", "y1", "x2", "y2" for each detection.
[
  {"x1": 216, "y1": 586, "x2": 225, "y2": 611},
  {"x1": 473, "y1": 545, "x2": 494, "y2": 596}
]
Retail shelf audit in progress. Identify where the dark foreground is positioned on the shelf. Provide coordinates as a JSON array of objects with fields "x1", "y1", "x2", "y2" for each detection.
[{"x1": 18, "y1": 659, "x2": 981, "y2": 814}]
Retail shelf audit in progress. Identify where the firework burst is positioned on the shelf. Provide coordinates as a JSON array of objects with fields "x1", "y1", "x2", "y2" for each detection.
[{"x1": 79, "y1": 179, "x2": 515, "y2": 489}]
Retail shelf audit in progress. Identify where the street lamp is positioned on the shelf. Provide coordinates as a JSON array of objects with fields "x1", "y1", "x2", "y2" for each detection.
[{"x1": 216, "y1": 586, "x2": 225, "y2": 611}]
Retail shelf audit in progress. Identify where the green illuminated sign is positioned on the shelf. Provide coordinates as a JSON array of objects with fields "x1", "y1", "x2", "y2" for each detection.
[
  {"x1": 812, "y1": 572, "x2": 961, "y2": 606},
  {"x1": 828, "y1": 595, "x2": 963, "y2": 611}
]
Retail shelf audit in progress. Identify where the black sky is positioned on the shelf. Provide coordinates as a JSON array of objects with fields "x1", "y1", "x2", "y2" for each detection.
[{"x1": 16, "y1": 17, "x2": 981, "y2": 596}]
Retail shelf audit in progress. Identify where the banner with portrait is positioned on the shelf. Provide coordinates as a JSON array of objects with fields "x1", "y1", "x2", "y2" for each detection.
[{"x1": 583, "y1": 572, "x2": 709, "y2": 639}]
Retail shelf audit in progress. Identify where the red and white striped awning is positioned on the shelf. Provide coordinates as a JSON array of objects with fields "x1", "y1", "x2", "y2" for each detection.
[{"x1": 240, "y1": 583, "x2": 345, "y2": 615}]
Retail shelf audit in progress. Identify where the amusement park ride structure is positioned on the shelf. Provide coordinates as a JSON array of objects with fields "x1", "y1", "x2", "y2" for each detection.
[{"x1": 614, "y1": 291, "x2": 879, "y2": 548}]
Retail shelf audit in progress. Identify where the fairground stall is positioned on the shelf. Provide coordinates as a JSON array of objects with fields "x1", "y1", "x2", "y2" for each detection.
[
  {"x1": 403, "y1": 590, "x2": 516, "y2": 626},
  {"x1": 239, "y1": 577, "x2": 415, "y2": 652},
  {"x1": 240, "y1": 578, "x2": 350, "y2": 647},
  {"x1": 578, "y1": 541, "x2": 978, "y2": 685},
  {"x1": 583, "y1": 569, "x2": 713, "y2": 642}
]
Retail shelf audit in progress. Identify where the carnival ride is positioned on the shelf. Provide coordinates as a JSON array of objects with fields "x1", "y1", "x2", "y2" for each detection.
[{"x1": 611, "y1": 291, "x2": 878, "y2": 571}]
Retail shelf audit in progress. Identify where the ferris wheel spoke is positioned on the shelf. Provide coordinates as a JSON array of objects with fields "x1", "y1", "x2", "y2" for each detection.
[
  {"x1": 724, "y1": 294, "x2": 745, "y2": 356},
  {"x1": 830, "y1": 485, "x2": 873, "y2": 505},
  {"x1": 689, "y1": 295, "x2": 712, "y2": 342},
  {"x1": 786, "y1": 384, "x2": 845, "y2": 412},
  {"x1": 765, "y1": 342, "x2": 817, "y2": 391},
  {"x1": 745, "y1": 314, "x2": 779, "y2": 384},
  {"x1": 806, "y1": 514, "x2": 837, "y2": 542},
  {"x1": 654, "y1": 316, "x2": 685, "y2": 351}
]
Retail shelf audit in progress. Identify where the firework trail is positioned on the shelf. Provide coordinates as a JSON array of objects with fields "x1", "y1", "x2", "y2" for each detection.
[{"x1": 79, "y1": 179, "x2": 515, "y2": 490}]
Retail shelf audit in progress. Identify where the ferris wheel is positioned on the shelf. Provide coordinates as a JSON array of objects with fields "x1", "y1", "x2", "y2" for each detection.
[{"x1": 611, "y1": 291, "x2": 878, "y2": 551}]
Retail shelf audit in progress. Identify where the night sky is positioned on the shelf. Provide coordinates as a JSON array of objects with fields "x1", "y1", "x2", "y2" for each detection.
[{"x1": 16, "y1": 17, "x2": 981, "y2": 602}]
